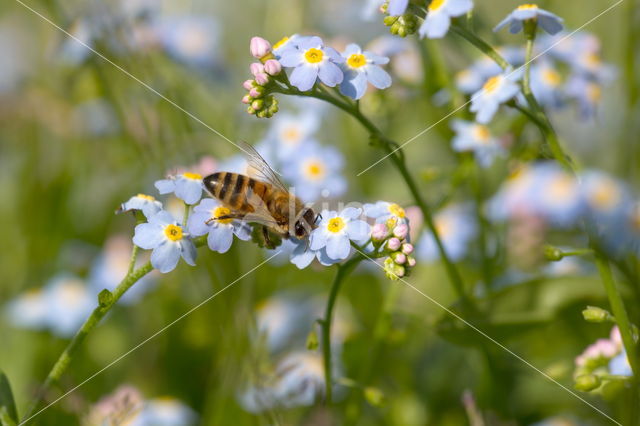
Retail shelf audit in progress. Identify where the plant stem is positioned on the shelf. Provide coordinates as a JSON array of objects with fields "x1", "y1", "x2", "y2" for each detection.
[
  {"x1": 450, "y1": 24, "x2": 509, "y2": 70},
  {"x1": 322, "y1": 255, "x2": 363, "y2": 404},
  {"x1": 594, "y1": 253, "x2": 639, "y2": 377},
  {"x1": 183, "y1": 203, "x2": 191, "y2": 228}
]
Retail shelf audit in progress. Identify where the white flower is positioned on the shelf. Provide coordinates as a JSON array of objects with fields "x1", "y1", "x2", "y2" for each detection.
[
  {"x1": 310, "y1": 208, "x2": 370, "y2": 260},
  {"x1": 120, "y1": 193, "x2": 163, "y2": 219}
]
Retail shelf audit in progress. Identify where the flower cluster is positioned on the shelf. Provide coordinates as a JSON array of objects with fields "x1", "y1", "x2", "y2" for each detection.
[
  {"x1": 240, "y1": 35, "x2": 392, "y2": 117},
  {"x1": 574, "y1": 326, "x2": 632, "y2": 392},
  {"x1": 383, "y1": 0, "x2": 474, "y2": 39}
]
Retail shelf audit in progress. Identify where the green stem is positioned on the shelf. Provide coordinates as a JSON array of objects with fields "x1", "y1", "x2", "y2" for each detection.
[
  {"x1": 322, "y1": 255, "x2": 363, "y2": 404},
  {"x1": 450, "y1": 24, "x2": 509, "y2": 70},
  {"x1": 183, "y1": 203, "x2": 191, "y2": 228},
  {"x1": 594, "y1": 252, "x2": 639, "y2": 377},
  {"x1": 0, "y1": 407, "x2": 15, "y2": 426},
  {"x1": 22, "y1": 236, "x2": 207, "y2": 421}
]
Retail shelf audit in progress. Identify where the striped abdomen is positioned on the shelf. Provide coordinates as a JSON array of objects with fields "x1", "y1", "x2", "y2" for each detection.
[{"x1": 203, "y1": 172, "x2": 271, "y2": 212}]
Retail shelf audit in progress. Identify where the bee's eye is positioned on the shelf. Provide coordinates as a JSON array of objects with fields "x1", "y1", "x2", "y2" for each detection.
[{"x1": 295, "y1": 222, "x2": 306, "y2": 237}]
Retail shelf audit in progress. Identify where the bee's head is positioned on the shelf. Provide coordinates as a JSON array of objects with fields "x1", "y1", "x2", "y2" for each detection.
[{"x1": 293, "y1": 208, "x2": 318, "y2": 239}]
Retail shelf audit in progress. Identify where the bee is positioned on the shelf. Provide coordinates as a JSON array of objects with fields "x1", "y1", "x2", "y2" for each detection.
[{"x1": 202, "y1": 141, "x2": 319, "y2": 247}]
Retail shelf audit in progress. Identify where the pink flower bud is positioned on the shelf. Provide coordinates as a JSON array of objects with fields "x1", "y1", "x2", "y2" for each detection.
[
  {"x1": 264, "y1": 59, "x2": 282, "y2": 76},
  {"x1": 393, "y1": 224, "x2": 409, "y2": 239},
  {"x1": 250, "y1": 62, "x2": 265, "y2": 76},
  {"x1": 371, "y1": 223, "x2": 388, "y2": 241},
  {"x1": 393, "y1": 252, "x2": 407, "y2": 264},
  {"x1": 243, "y1": 79, "x2": 255, "y2": 90},
  {"x1": 250, "y1": 37, "x2": 272, "y2": 59},
  {"x1": 394, "y1": 264, "x2": 405, "y2": 278},
  {"x1": 401, "y1": 243, "x2": 414, "y2": 255},
  {"x1": 241, "y1": 95, "x2": 252, "y2": 104},
  {"x1": 407, "y1": 256, "x2": 416, "y2": 267},
  {"x1": 249, "y1": 88, "x2": 261, "y2": 98},
  {"x1": 255, "y1": 73, "x2": 270, "y2": 86},
  {"x1": 386, "y1": 237, "x2": 401, "y2": 251}
]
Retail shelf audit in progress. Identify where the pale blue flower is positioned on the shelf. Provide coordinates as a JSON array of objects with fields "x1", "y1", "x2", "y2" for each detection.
[
  {"x1": 266, "y1": 111, "x2": 320, "y2": 161},
  {"x1": 5, "y1": 288, "x2": 48, "y2": 331},
  {"x1": 187, "y1": 198, "x2": 251, "y2": 254},
  {"x1": 494, "y1": 4, "x2": 564, "y2": 35},
  {"x1": 451, "y1": 120, "x2": 504, "y2": 167},
  {"x1": 363, "y1": 201, "x2": 408, "y2": 224},
  {"x1": 580, "y1": 171, "x2": 631, "y2": 224},
  {"x1": 339, "y1": 44, "x2": 391, "y2": 100},
  {"x1": 155, "y1": 16, "x2": 219, "y2": 67},
  {"x1": 272, "y1": 34, "x2": 313, "y2": 59},
  {"x1": 133, "y1": 211, "x2": 196, "y2": 273},
  {"x1": 419, "y1": 0, "x2": 474, "y2": 39},
  {"x1": 132, "y1": 397, "x2": 197, "y2": 426},
  {"x1": 530, "y1": 60, "x2": 564, "y2": 108},
  {"x1": 417, "y1": 204, "x2": 477, "y2": 262},
  {"x1": 310, "y1": 208, "x2": 370, "y2": 261},
  {"x1": 279, "y1": 36, "x2": 344, "y2": 91},
  {"x1": 282, "y1": 141, "x2": 347, "y2": 202},
  {"x1": 609, "y1": 350, "x2": 632, "y2": 377},
  {"x1": 456, "y1": 46, "x2": 524, "y2": 94},
  {"x1": 255, "y1": 294, "x2": 310, "y2": 352},
  {"x1": 470, "y1": 70, "x2": 521, "y2": 123},
  {"x1": 274, "y1": 351, "x2": 339, "y2": 407},
  {"x1": 155, "y1": 172, "x2": 204, "y2": 205},
  {"x1": 120, "y1": 193, "x2": 163, "y2": 219},
  {"x1": 387, "y1": 0, "x2": 409, "y2": 15},
  {"x1": 565, "y1": 75, "x2": 603, "y2": 119}
]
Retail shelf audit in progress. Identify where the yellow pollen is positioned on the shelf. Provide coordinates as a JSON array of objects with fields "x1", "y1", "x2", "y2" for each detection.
[
  {"x1": 327, "y1": 217, "x2": 345, "y2": 233},
  {"x1": 473, "y1": 125, "x2": 491, "y2": 142},
  {"x1": 137, "y1": 193, "x2": 156, "y2": 201},
  {"x1": 549, "y1": 176, "x2": 574, "y2": 199},
  {"x1": 483, "y1": 76, "x2": 501, "y2": 93},
  {"x1": 183, "y1": 172, "x2": 202, "y2": 180},
  {"x1": 273, "y1": 36, "x2": 289, "y2": 50},
  {"x1": 304, "y1": 160, "x2": 325, "y2": 180},
  {"x1": 388, "y1": 203, "x2": 406, "y2": 218},
  {"x1": 347, "y1": 53, "x2": 367, "y2": 68},
  {"x1": 517, "y1": 4, "x2": 539, "y2": 10},
  {"x1": 164, "y1": 224, "x2": 183, "y2": 241},
  {"x1": 304, "y1": 48, "x2": 324, "y2": 64},
  {"x1": 213, "y1": 206, "x2": 233, "y2": 224},
  {"x1": 429, "y1": 0, "x2": 446, "y2": 11},
  {"x1": 542, "y1": 69, "x2": 561, "y2": 86},
  {"x1": 590, "y1": 182, "x2": 620, "y2": 211}
]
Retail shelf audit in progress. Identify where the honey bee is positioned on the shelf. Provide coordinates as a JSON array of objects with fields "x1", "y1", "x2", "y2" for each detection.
[{"x1": 203, "y1": 142, "x2": 319, "y2": 247}]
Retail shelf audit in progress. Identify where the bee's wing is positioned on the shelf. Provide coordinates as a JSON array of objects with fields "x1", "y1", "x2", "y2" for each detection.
[
  {"x1": 239, "y1": 186, "x2": 284, "y2": 230},
  {"x1": 238, "y1": 141, "x2": 290, "y2": 194}
]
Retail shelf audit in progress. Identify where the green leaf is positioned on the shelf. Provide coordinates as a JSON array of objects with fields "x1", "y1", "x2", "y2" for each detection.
[{"x1": 0, "y1": 371, "x2": 18, "y2": 424}]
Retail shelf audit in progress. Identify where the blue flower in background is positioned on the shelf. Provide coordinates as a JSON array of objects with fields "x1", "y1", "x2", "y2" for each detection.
[
  {"x1": 266, "y1": 112, "x2": 320, "y2": 161},
  {"x1": 580, "y1": 171, "x2": 630, "y2": 223},
  {"x1": 339, "y1": 44, "x2": 391, "y2": 100},
  {"x1": 310, "y1": 208, "x2": 370, "y2": 261},
  {"x1": 451, "y1": 119, "x2": 504, "y2": 167},
  {"x1": 387, "y1": 0, "x2": 409, "y2": 15},
  {"x1": 530, "y1": 61, "x2": 564, "y2": 107},
  {"x1": 494, "y1": 4, "x2": 564, "y2": 35},
  {"x1": 133, "y1": 211, "x2": 196, "y2": 273},
  {"x1": 133, "y1": 397, "x2": 197, "y2": 426},
  {"x1": 470, "y1": 71, "x2": 521, "y2": 123},
  {"x1": 155, "y1": 172, "x2": 204, "y2": 205},
  {"x1": 419, "y1": 0, "x2": 474, "y2": 39},
  {"x1": 188, "y1": 198, "x2": 251, "y2": 253},
  {"x1": 417, "y1": 205, "x2": 477, "y2": 262},
  {"x1": 565, "y1": 75, "x2": 603, "y2": 119},
  {"x1": 609, "y1": 350, "x2": 632, "y2": 377},
  {"x1": 155, "y1": 16, "x2": 219, "y2": 67},
  {"x1": 456, "y1": 46, "x2": 524, "y2": 94},
  {"x1": 282, "y1": 141, "x2": 346, "y2": 202},
  {"x1": 120, "y1": 193, "x2": 163, "y2": 219},
  {"x1": 279, "y1": 36, "x2": 344, "y2": 91}
]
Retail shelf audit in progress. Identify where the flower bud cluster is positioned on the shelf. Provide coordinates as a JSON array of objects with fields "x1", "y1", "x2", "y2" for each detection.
[
  {"x1": 372, "y1": 220, "x2": 415, "y2": 280},
  {"x1": 242, "y1": 37, "x2": 283, "y2": 118},
  {"x1": 383, "y1": 14, "x2": 418, "y2": 37}
]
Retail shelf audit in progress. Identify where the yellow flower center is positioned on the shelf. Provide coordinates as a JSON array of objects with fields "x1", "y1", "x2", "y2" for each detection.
[
  {"x1": 213, "y1": 206, "x2": 233, "y2": 224},
  {"x1": 472, "y1": 125, "x2": 491, "y2": 142},
  {"x1": 183, "y1": 172, "x2": 202, "y2": 180},
  {"x1": 164, "y1": 224, "x2": 183, "y2": 241},
  {"x1": 388, "y1": 203, "x2": 406, "y2": 218},
  {"x1": 548, "y1": 176, "x2": 574, "y2": 200},
  {"x1": 542, "y1": 69, "x2": 561, "y2": 86},
  {"x1": 303, "y1": 159, "x2": 326, "y2": 181},
  {"x1": 304, "y1": 48, "x2": 324, "y2": 64},
  {"x1": 429, "y1": 0, "x2": 446, "y2": 11},
  {"x1": 590, "y1": 182, "x2": 620, "y2": 211},
  {"x1": 585, "y1": 53, "x2": 602, "y2": 67},
  {"x1": 347, "y1": 53, "x2": 367, "y2": 68},
  {"x1": 137, "y1": 193, "x2": 156, "y2": 201},
  {"x1": 587, "y1": 83, "x2": 602, "y2": 102},
  {"x1": 273, "y1": 36, "x2": 289, "y2": 50},
  {"x1": 282, "y1": 126, "x2": 301, "y2": 143},
  {"x1": 435, "y1": 217, "x2": 451, "y2": 236},
  {"x1": 483, "y1": 76, "x2": 501, "y2": 93},
  {"x1": 517, "y1": 4, "x2": 539, "y2": 10},
  {"x1": 327, "y1": 217, "x2": 345, "y2": 233}
]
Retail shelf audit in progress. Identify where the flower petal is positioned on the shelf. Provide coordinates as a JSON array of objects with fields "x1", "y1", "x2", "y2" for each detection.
[
  {"x1": 340, "y1": 71, "x2": 367, "y2": 100},
  {"x1": 346, "y1": 220, "x2": 371, "y2": 242},
  {"x1": 187, "y1": 211, "x2": 211, "y2": 236},
  {"x1": 310, "y1": 228, "x2": 328, "y2": 250},
  {"x1": 318, "y1": 61, "x2": 344, "y2": 87},
  {"x1": 365, "y1": 65, "x2": 392, "y2": 89},
  {"x1": 180, "y1": 240, "x2": 197, "y2": 266},
  {"x1": 155, "y1": 179, "x2": 175, "y2": 194},
  {"x1": 290, "y1": 65, "x2": 319, "y2": 91},
  {"x1": 175, "y1": 179, "x2": 203, "y2": 205},
  {"x1": 133, "y1": 223, "x2": 164, "y2": 249},
  {"x1": 207, "y1": 226, "x2": 234, "y2": 253},
  {"x1": 326, "y1": 235, "x2": 350, "y2": 260},
  {"x1": 151, "y1": 241, "x2": 181, "y2": 273}
]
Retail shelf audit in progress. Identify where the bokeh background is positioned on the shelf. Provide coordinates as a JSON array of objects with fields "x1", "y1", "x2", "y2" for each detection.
[{"x1": 1, "y1": 0, "x2": 638, "y2": 424}]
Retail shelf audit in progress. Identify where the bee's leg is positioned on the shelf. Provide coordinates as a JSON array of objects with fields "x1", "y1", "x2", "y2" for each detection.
[
  {"x1": 205, "y1": 213, "x2": 245, "y2": 225},
  {"x1": 262, "y1": 225, "x2": 273, "y2": 249}
]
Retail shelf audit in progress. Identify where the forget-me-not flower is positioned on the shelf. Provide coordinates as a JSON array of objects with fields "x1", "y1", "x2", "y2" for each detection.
[
  {"x1": 451, "y1": 119, "x2": 504, "y2": 167},
  {"x1": 609, "y1": 350, "x2": 632, "y2": 377},
  {"x1": 339, "y1": 43, "x2": 391, "y2": 100},
  {"x1": 155, "y1": 16, "x2": 219, "y2": 67},
  {"x1": 187, "y1": 198, "x2": 251, "y2": 253},
  {"x1": 155, "y1": 172, "x2": 204, "y2": 205},
  {"x1": 310, "y1": 208, "x2": 370, "y2": 261},
  {"x1": 133, "y1": 210, "x2": 196, "y2": 273},
  {"x1": 494, "y1": 4, "x2": 564, "y2": 35},
  {"x1": 530, "y1": 61, "x2": 564, "y2": 107},
  {"x1": 279, "y1": 36, "x2": 344, "y2": 91},
  {"x1": 120, "y1": 193, "x2": 163, "y2": 219},
  {"x1": 417, "y1": 205, "x2": 477, "y2": 262},
  {"x1": 363, "y1": 201, "x2": 408, "y2": 225},
  {"x1": 387, "y1": 0, "x2": 409, "y2": 15},
  {"x1": 419, "y1": 0, "x2": 474, "y2": 39},
  {"x1": 470, "y1": 71, "x2": 521, "y2": 123},
  {"x1": 266, "y1": 112, "x2": 319, "y2": 161}
]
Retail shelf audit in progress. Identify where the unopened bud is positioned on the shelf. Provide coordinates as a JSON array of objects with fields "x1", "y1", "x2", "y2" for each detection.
[
  {"x1": 243, "y1": 79, "x2": 255, "y2": 90},
  {"x1": 255, "y1": 73, "x2": 270, "y2": 86},
  {"x1": 249, "y1": 62, "x2": 265, "y2": 76},
  {"x1": 582, "y1": 306, "x2": 612, "y2": 323},
  {"x1": 249, "y1": 86, "x2": 264, "y2": 98},
  {"x1": 246, "y1": 106, "x2": 256, "y2": 115},
  {"x1": 98, "y1": 289, "x2": 113, "y2": 308},
  {"x1": 386, "y1": 237, "x2": 401, "y2": 251},
  {"x1": 401, "y1": 243, "x2": 414, "y2": 255},
  {"x1": 574, "y1": 374, "x2": 601, "y2": 392},
  {"x1": 407, "y1": 256, "x2": 416, "y2": 267},
  {"x1": 393, "y1": 223, "x2": 409, "y2": 239},
  {"x1": 306, "y1": 328, "x2": 319, "y2": 350},
  {"x1": 371, "y1": 223, "x2": 388, "y2": 242},
  {"x1": 392, "y1": 252, "x2": 407, "y2": 264},
  {"x1": 241, "y1": 95, "x2": 252, "y2": 104},
  {"x1": 364, "y1": 387, "x2": 385, "y2": 407},
  {"x1": 250, "y1": 36, "x2": 272, "y2": 59},
  {"x1": 264, "y1": 59, "x2": 282, "y2": 76},
  {"x1": 543, "y1": 245, "x2": 564, "y2": 261},
  {"x1": 251, "y1": 99, "x2": 264, "y2": 110}
]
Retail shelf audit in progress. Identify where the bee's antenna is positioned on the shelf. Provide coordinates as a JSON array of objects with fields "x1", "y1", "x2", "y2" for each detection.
[{"x1": 315, "y1": 213, "x2": 323, "y2": 225}]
